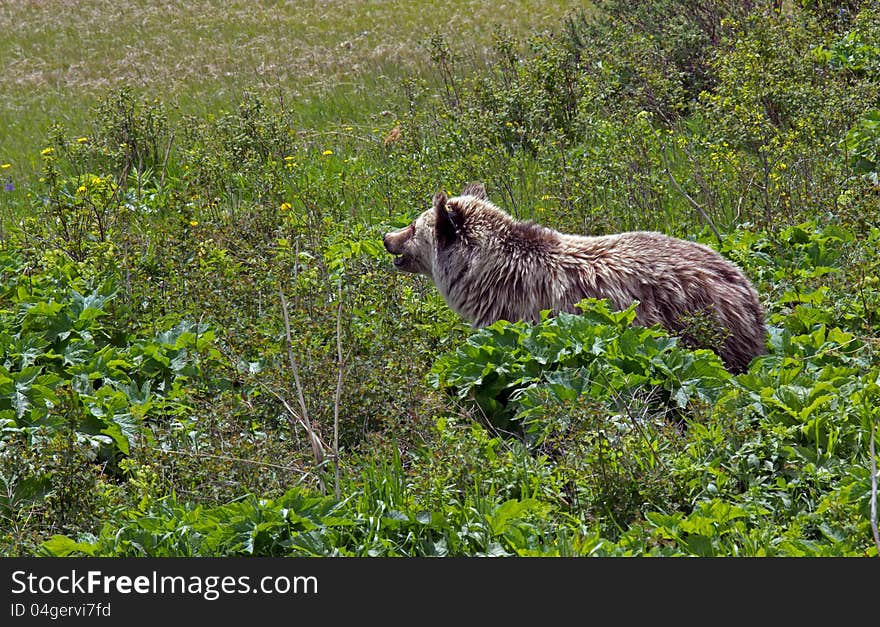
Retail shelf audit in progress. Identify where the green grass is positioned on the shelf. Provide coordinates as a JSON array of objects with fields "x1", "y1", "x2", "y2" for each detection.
[{"x1": 0, "y1": 0, "x2": 586, "y2": 186}]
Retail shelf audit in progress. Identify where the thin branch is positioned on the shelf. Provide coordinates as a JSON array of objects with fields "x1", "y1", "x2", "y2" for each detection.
[
  {"x1": 611, "y1": 384, "x2": 670, "y2": 475},
  {"x1": 159, "y1": 131, "x2": 175, "y2": 193},
  {"x1": 278, "y1": 283, "x2": 325, "y2": 465},
  {"x1": 660, "y1": 147, "x2": 722, "y2": 245},
  {"x1": 215, "y1": 341, "x2": 330, "y2": 473},
  {"x1": 333, "y1": 276, "x2": 345, "y2": 500},
  {"x1": 252, "y1": 377, "x2": 328, "y2": 456},
  {"x1": 150, "y1": 446, "x2": 312, "y2": 475}
]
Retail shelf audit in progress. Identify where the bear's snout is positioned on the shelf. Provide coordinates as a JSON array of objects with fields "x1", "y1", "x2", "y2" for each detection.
[
  {"x1": 382, "y1": 232, "x2": 397, "y2": 254},
  {"x1": 383, "y1": 224, "x2": 413, "y2": 255}
]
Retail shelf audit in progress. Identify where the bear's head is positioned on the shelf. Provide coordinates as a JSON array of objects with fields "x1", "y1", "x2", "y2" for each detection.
[{"x1": 382, "y1": 182, "x2": 487, "y2": 277}]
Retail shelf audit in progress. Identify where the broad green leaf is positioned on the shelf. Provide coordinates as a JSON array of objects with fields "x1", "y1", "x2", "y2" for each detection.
[{"x1": 42, "y1": 535, "x2": 98, "y2": 557}]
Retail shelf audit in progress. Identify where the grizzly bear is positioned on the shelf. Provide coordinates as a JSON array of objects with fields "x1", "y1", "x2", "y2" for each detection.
[{"x1": 383, "y1": 183, "x2": 766, "y2": 373}]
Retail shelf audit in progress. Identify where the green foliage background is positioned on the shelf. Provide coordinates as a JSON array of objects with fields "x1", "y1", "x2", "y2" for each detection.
[{"x1": 1, "y1": 0, "x2": 879, "y2": 556}]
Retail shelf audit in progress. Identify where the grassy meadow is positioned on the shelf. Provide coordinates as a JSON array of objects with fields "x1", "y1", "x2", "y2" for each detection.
[
  {"x1": 0, "y1": 0, "x2": 580, "y2": 187},
  {"x1": 1, "y1": 0, "x2": 880, "y2": 557}
]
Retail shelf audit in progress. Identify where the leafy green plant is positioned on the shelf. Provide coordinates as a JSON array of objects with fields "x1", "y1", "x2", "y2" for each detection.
[
  {"x1": 844, "y1": 110, "x2": 880, "y2": 183},
  {"x1": 429, "y1": 299, "x2": 732, "y2": 441},
  {"x1": 812, "y1": 21, "x2": 880, "y2": 75},
  {"x1": 0, "y1": 249, "x2": 220, "y2": 462},
  {"x1": 43, "y1": 472, "x2": 565, "y2": 557}
]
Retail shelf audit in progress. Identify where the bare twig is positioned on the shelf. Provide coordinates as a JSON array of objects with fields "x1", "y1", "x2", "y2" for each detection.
[
  {"x1": 278, "y1": 283, "x2": 325, "y2": 465},
  {"x1": 215, "y1": 341, "x2": 330, "y2": 475},
  {"x1": 151, "y1": 446, "x2": 312, "y2": 475},
  {"x1": 333, "y1": 276, "x2": 346, "y2": 500},
  {"x1": 252, "y1": 377, "x2": 328, "y2": 455},
  {"x1": 611, "y1": 384, "x2": 670, "y2": 475},
  {"x1": 159, "y1": 131, "x2": 175, "y2": 193},
  {"x1": 660, "y1": 147, "x2": 722, "y2": 245}
]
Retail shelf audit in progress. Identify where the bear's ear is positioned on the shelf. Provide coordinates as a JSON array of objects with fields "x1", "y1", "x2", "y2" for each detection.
[
  {"x1": 434, "y1": 191, "x2": 457, "y2": 249},
  {"x1": 460, "y1": 181, "x2": 487, "y2": 200}
]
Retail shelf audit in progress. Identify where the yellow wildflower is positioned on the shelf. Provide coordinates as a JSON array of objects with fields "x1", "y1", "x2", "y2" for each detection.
[
  {"x1": 76, "y1": 137, "x2": 89, "y2": 143},
  {"x1": 322, "y1": 149, "x2": 333, "y2": 156},
  {"x1": 283, "y1": 156, "x2": 295, "y2": 161},
  {"x1": 280, "y1": 202, "x2": 292, "y2": 211},
  {"x1": 76, "y1": 185, "x2": 87, "y2": 195},
  {"x1": 41, "y1": 147, "x2": 54, "y2": 157},
  {"x1": 189, "y1": 220, "x2": 199, "y2": 227},
  {"x1": 0, "y1": 163, "x2": 10, "y2": 169}
]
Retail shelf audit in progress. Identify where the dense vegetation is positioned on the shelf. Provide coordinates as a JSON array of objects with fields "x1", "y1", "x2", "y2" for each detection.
[{"x1": 1, "y1": 0, "x2": 879, "y2": 556}]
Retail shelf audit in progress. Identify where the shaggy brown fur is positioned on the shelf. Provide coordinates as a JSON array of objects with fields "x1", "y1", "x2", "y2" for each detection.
[{"x1": 383, "y1": 183, "x2": 766, "y2": 373}]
